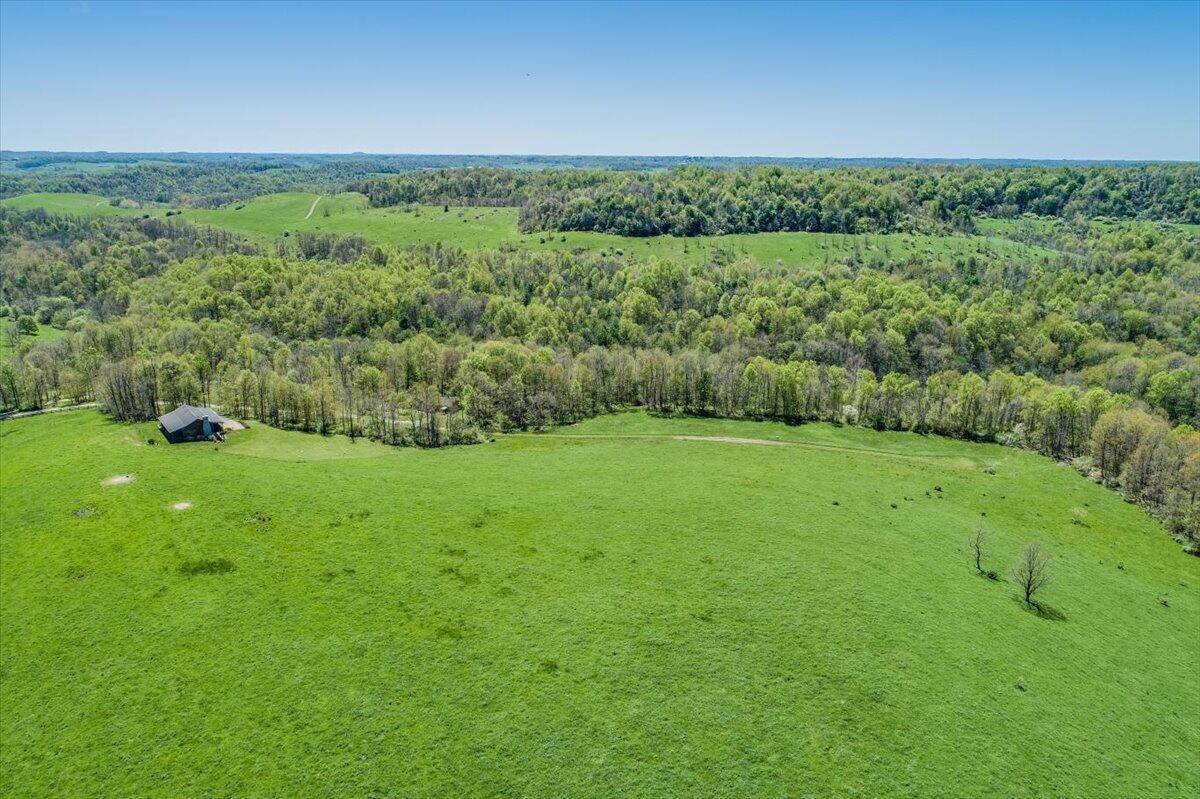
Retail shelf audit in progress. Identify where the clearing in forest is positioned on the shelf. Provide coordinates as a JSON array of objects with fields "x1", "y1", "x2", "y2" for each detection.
[{"x1": 0, "y1": 191, "x2": 1054, "y2": 267}]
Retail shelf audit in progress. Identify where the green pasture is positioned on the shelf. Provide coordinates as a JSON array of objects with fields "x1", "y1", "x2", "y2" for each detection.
[
  {"x1": 0, "y1": 320, "x2": 66, "y2": 359},
  {"x1": 2, "y1": 191, "x2": 1050, "y2": 267},
  {"x1": 1, "y1": 410, "x2": 1196, "y2": 797}
]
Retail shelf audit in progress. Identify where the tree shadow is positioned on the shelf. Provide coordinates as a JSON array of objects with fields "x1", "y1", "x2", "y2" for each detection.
[
  {"x1": 645, "y1": 409, "x2": 816, "y2": 428},
  {"x1": 1014, "y1": 597, "x2": 1067, "y2": 622}
]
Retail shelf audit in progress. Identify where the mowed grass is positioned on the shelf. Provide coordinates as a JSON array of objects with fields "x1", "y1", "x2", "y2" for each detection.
[
  {"x1": 1, "y1": 410, "x2": 1196, "y2": 798},
  {"x1": 2, "y1": 191, "x2": 1049, "y2": 267}
]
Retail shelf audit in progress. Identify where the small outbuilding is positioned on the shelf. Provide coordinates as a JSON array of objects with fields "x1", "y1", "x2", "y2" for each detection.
[{"x1": 158, "y1": 405, "x2": 230, "y2": 444}]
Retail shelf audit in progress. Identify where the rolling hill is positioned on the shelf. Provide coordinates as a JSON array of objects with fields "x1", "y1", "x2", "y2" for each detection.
[
  {"x1": 0, "y1": 190, "x2": 1053, "y2": 267},
  {"x1": 1, "y1": 410, "x2": 1196, "y2": 797}
]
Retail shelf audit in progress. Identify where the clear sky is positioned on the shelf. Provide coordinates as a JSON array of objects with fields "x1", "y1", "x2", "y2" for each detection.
[{"x1": 1, "y1": 0, "x2": 1197, "y2": 159}]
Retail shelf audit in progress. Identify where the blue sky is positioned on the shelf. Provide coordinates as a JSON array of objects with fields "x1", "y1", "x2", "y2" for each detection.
[{"x1": 1, "y1": 0, "x2": 1197, "y2": 159}]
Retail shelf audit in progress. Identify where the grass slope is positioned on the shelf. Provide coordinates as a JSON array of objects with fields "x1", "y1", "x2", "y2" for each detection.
[
  {"x1": 1, "y1": 410, "x2": 1197, "y2": 797},
  {"x1": 2, "y1": 191, "x2": 1049, "y2": 267},
  {"x1": 0, "y1": 321, "x2": 66, "y2": 359},
  {"x1": 0, "y1": 192, "x2": 129, "y2": 216}
]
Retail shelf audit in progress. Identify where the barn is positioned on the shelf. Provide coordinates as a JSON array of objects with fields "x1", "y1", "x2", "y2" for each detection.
[{"x1": 158, "y1": 405, "x2": 230, "y2": 444}]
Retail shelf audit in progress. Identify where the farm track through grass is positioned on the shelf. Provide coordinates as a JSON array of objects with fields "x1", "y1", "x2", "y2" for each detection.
[{"x1": 513, "y1": 430, "x2": 984, "y2": 467}]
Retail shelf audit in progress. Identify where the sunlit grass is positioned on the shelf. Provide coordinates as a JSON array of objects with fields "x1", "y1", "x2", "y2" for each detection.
[
  {"x1": 3, "y1": 191, "x2": 1051, "y2": 268},
  {"x1": 2, "y1": 409, "x2": 1196, "y2": 797}
]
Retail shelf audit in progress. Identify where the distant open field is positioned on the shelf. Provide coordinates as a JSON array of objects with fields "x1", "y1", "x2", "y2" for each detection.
[
  {"x1": 1, "y1": 409, "x2": 1196, "y2": 797},
  {"x1": 1, "y1": 191, "x2": 1052, "y2": 267},
  {"x1": 977, "y1": 215, "x2": 1200, "y2": 239},
  {"x1": 0, "y1": 320, "x2": 65, "y2": 359}
]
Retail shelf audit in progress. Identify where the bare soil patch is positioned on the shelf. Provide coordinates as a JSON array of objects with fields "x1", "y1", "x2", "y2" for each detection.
[
  {"x1": 171, "y1": 501, "x2": 192, "y2": 511},
  {"x1": 101, "y1": 474, "x2": 134, "y2": 486}
]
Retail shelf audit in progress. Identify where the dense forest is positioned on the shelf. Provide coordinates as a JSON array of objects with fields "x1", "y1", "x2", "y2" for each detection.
[
  {"x1": 7, "y1": 156, "x2": 1198, "y2": 232},
  {"x1": 350, "y1": 163, "x2": 1200, "y2": 235},
  {"x1": 1, "y1": 201, "x2": 1197, "y2": 544},
  {"x1": 0, "y1": 162, "x2": 352, "y2": 208}
]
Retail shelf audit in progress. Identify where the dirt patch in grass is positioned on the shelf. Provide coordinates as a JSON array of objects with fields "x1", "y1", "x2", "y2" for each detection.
[
  {"x1": 101, "y1": 474, "x2": 134, "y2": 486},
  {"x1": 171, "y1": 501, "x2": 192, "y2": 511}
]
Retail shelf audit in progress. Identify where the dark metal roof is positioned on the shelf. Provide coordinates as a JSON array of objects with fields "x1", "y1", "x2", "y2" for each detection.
[{"x1": 157, "y1": 405, "x2": 227, "y2": 433}]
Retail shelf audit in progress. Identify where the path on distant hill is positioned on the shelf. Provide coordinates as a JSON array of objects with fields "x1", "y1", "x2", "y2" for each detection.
[{"x1": 304, "y1": 195, "x2": 322, "y2": 219}]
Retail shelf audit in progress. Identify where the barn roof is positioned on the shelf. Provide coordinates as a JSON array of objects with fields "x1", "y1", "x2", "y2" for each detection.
[{"x1": 158, "y1": 405, "x2": 227, "y2": 433}]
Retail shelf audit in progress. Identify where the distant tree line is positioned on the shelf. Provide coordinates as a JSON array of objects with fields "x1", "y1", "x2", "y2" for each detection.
[
  {"x1": 350, "y1": 164, "x2": 1200, "y2": 235},
  {"x1": 3, "y1": 322, "x2": 1196, "y2": 545},
  {"x1": 7, "y1": 150, "x2": 1145, "y2": 173},
  {"x1": 12, "y1": 153, "x2": 1013, "y2": 205},
  {"x1": 4, "y1": 208, "x2": 1194, "y2": 426},
  {"x1": 1, "y1": 208, "x2": 1197, "y2": 545},
  {"x1": 7, "y1": 159, "x2": 1196, "y2": 232},
  {"x1": 0, "y1": 163, "x2": 344, "y2": 208},
  {"x1": 346, "y1": 167, "x2": 618, "y2": 208}
]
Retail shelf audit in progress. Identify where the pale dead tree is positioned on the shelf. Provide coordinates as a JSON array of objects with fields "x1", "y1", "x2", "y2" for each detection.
[
  {"x1": 967, "y1": 527, "x2": 987, "y2": 574},
  {"x1": 1010, "y1": 542, "x2": 1053, "y2": 607}
]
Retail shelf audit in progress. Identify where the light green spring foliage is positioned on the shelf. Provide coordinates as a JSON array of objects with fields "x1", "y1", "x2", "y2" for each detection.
[
  {"x1": 1, "y1": 410, "x2": 1196, "y2": 797},
  {"x1": 1, "y1": 191, "x2": 1048, "y2": 266}
]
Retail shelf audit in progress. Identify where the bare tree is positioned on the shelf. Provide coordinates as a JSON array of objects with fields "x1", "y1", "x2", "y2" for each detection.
[
  {"x1": 967, "y1": 526, "x2": 987, "y2": 574},
  {"x1": 409, "y1": 383, "x2": 442, "y2": 447},
  {"x1": 3, "y1": 323, "x2": 21, "y2": 352},
  {"x1": 1010, "y1": 542, "x2": 1053, "y2": 607}
]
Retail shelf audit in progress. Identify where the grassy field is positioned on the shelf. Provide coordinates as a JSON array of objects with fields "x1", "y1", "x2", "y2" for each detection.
[
  {"x1": 0, "y1": 320, "x2": 66, "y2": 359},
  {"x1": 1, "y1": 410, "x2": 1196, "y2": 797},
  {"x1": 2, "y1": 191, "x2": 1050, "y2": 267},
  {"x1": 0, "y1": 192, "x2": 132, "y2": 216},
  {"x1": 977, "y1": 215, "x2": 1200, "y2": 239}
]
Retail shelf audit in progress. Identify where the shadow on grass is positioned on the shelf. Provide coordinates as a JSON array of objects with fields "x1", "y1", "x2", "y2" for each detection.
[
  {"x1": 178, "y1": 557, "x2": 236, "y2": 577},
  {"x1": 645, "y1": 409, "x2": 817, "y2": 428},
  {"x1": 1014, "y1": 597, "x2": 1067, "y2": 622}
]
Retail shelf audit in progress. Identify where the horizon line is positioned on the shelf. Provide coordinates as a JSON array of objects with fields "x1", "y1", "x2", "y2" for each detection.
[{"x1": 3, "y1": 149, "x2": 1196, "y2": 165}]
